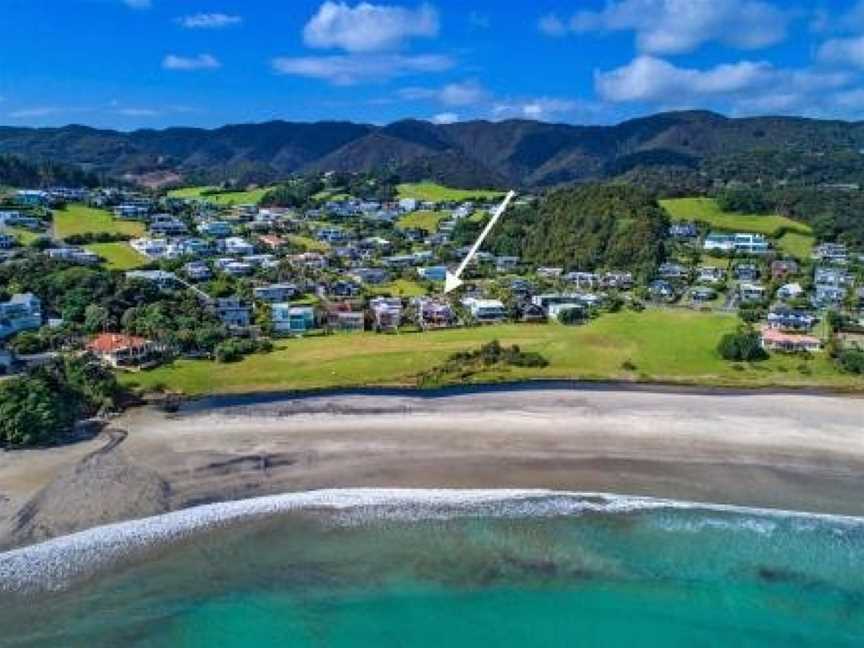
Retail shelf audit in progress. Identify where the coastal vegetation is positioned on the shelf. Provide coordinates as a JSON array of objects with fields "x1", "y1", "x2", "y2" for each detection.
[
  {"x1": 120, "y1": 310, "x2": 860, "y2": 396},
  {"x1": 417, "y1": 340, "x2": 548, "y2": 387}
]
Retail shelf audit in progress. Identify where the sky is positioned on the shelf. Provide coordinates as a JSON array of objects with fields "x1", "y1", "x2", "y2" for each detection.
[{"x1": 3, "y1": 0, "x2": 864, "y2": 130}]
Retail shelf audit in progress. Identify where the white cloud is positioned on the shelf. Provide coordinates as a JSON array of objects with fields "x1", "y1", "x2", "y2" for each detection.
[
  {"x1": 543, "y1": 0, "x2": 790, "y2": 54},
  {"x1": 431, "y1": 112, "x2": 459, "y2": 124},
  {"x1": 8, "y1": 106, "x2": 66, "y2": 119},
  {"x1": 114, "y1": 107, "x2": 160, "y2": 117},
  {"x1": 177, "y1": 13, "x2": 242, "y2": 29},
  {"x1": 123, "y1": 0, "x2": 151, "y2": 9},
  {"x1": 595, "y1": 55, "x2": 855, "y2": 118},
  {"x1": 162, "y1": 54, "x2": 221, "y2": 71},
  {"x1": 400, "y1": 80, "x2": 488, "y2": 106},
  {"x1": 303, "y1": 1, "x2": 438, "y2": 53},
  {"x1": 491, "y1": 97, "x2": 581, "y2": 121},
  {"x1": 818, "y1": 36, "x2": 864, "y2": 68},
  {"x1": 271, "y1": 53, "x2": 452, "y2": 84}
]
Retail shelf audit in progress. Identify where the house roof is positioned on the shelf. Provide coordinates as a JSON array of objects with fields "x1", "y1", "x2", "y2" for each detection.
[
  {"x1": 87, "y1": 333, "x2": 152, "y2": 354},
  {"x1": 760, "y1": 326, "x2": 820, "y2": 346}
]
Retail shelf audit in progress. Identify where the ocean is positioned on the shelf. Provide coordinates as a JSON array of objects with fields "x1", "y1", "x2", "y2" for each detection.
[{"x1": 1, "y1": 490, "x2": 862, "y2": 647}]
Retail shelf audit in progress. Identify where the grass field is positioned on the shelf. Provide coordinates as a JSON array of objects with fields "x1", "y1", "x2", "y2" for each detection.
[
  {"x1": 1, "y1": 227, "x2": 42, "y2": 245},
  {"x1": 776, "y1": 231, "x2": 815, "y2": 259},
  {"x1": 396, "y1": 210, "x2": 447, "y2": 233},
  {"x1": 168, "y1": 186, "x2": 269, "y2": 206},
  {"x1": 370, "y1": 278, "x2": 429, "y2": 298},
  {"x1": 121, "y1": 309, "x2": 862, "y2": 395},
  {"x1": 661, "y1": 198, "x2": 812, "y2": 237},
  {"x1": 397, "y1": 182, "x2": 505, "y2": 203},
  {"x1": 53, "y1": 204, "x2": 145, "y2": 239},
  {"x1": 85, "y1": 242, "x2": 149, "y2": 270},
  {"x1": 287, "y1": 234, "x2": 330, "y2": 252}
]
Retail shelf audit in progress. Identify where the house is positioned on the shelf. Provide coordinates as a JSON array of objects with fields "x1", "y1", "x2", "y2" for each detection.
[
  {"x1": 349, "y1": 267, "x2": 390, "y2": 285},
  {"x1": 15, "y1": 190, "x2": 49, "y2": 206},
  {"x1": 669, "y1": 222, "x2": 698, "y2": 238},
  {"x1": 771, "y1": 260, "x2": 799, "y2": 280},
  {"x1": 113, "y1": 204, "x2": 150, "y2": 220},
  {"x1": 496, "y1": 256, "x2": 520, "y2": 272},
  {"x1": 517, "y1": 302, "x2": 546, "y2": 323},
  {"x1": 399, "y1": 198, "x2": 418, "y2": 212},
  {"x1": 222, "y1": 261, "x2": 253, "y2": 277},
  {"x1": 777, "y1": 282, "x2": 804, "y2": 301},
  {"x1": 417, "y1": 266, "x2": 448, "y2": 282},
  {"x1": 690, "y1": 286, "x2": 717, "y2": 303},
  {"x1": 325, "y1": 280, "x2": 361, "y2": 298},
  {"x1": 213, "y1": 298, "x2": 251, "y2": 328},
  {"x1": 272, "y1": 304, "x2": 316, "y2": 334},
  {"x1": 0, "y1": 346, "x2": 15, "y2": 375},
  {"x1": 198, "y1": 220, "x2": 233, "y2": 237},
  {"x1": 462, "y1": 297, "x2": 508, "y2": 324},
  {"x1": 0, "y1": 233, "x2": 16, "y2": 249},
  {"x1": 317, "y1": 226, "x2": 348, "y2": 243},
  {"x1": 416, "y1": 298, "x2": 456, "y2": 329},
  {"x1": 130, "y1": 237, "x2": 168, "y2": 258},
  {"x1": 370, "y1": 297, "x2": 403, "y2": 332},
  {"x1": 221, "y1": 237, "x2": 255, "y2": 256},
  {"x1": 125, "y1": 270, "x2": 177, "y2": 290},
  {"x1": 760, "y1": 326, "x2": 822, "y2": 353},
  {"x1": 86, "y1": 333, "x2": 162, "y2": 369},
  {"x1": 325, "y1": 303, "x2": 365, "y2": 332},
  {"x1": 289, "y1": 252, "x2": 327, "y2": 270},
  {"x1": 739, "y1": 283, "x2": 767, "y2": 303},
  {"x1": 601, "y1": 271, "x2": 634, "y2": 290},
  {"x1": 649, "y1": 279, "x2": 676, "y2": 300},
  {"x1": 658, "y1": 262, "x2": 688, "y2": 280},
  {"x1": 536, "y1": 267, "x2": 563, "y2": 279},
  {"x1": 254, "y1": 283, "x2": 298, "y2": 303},
  {"x1": 564, "y1": 272, "x2": 598, "y2": 288},
  {"x1": 697, "y1": 266, "x2": 725, "y2": 285},
  {"x1": 258, "y1": 234, "x2": 287, "y2": 251},
  {"x1": 46, "y1": 247, "x2": 100, "y2": 265},
  {"x1": 704, "y1": 232, "x2": 769, "y2": 254},
  {"x1": 813, "y1": 242, "x2": 848, "y2": 264},
  {"x1": 734, "y1": 264, "x2": 760, "y2": 281},
  {"x1": 0, "y1": 293, "x2": 42, "y2": 339},
  {"x1": 814, "y1": 284, "x2": 847, "y2": 307},
  {"x1": 767, "y1": 309, "x2": 816, "y2": 332},
  {"x1": 149, "y1": 215, "x2": 188, "y2": 236},
  {"x1": 183, "y1": 261, "x2": 212, "y2": 281}
]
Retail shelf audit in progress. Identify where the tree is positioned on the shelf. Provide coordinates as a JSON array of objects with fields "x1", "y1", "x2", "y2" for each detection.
[
  {"x1": 717, "y1": 329, "x2": 768, "y2": 362},
  {"x1": 0, "y1": 375, "x2": 76, "y2": 447}
]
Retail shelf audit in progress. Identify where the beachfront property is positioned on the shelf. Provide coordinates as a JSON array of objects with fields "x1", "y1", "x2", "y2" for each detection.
[
  {"x1": 416, "y1": 298, "x2": 457, "y2": 329},
  {"x1": 760, "y1": 326, "x2": 822, "y2": 353},
  {"x1": 767, "y1": 309, "x2": 817, "y2": 332},
  {"x1": 271, "y1": 303, "x2": 316, "y2": 334},
  {"x1": 0, "y1": 293, "x2": 42, "y2": 339},
  {"x1": 86, "y1": 332, "x2": 163, "y2": 369},
  {"x1": 325, "y1": 303, "x2": 365, "y2": 332},
  {"x1": 370, "y1": 297, "x2": 403, "y2": 332},
  {"x1": 462, "y1": 297, "x2": 508, "y2": 324}
]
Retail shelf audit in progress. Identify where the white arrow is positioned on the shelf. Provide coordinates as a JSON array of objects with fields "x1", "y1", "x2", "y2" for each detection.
[{"x1": 444, "y1": 190, "x2": 516, "y2": 294}]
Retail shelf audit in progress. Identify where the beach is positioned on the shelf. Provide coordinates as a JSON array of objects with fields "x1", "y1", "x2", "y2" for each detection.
[{"x1": 1, "y1": 386, "x2": 863, "y2": 549}]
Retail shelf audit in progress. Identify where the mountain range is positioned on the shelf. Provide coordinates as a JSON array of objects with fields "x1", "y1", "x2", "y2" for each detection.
[{"x1": 2, "y1": 110, "x2": 864, "y2": 189}]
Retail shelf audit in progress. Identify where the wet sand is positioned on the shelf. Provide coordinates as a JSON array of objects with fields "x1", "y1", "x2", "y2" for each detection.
[{"x1": 1, "y1": 387, "x2": 863, "y2": 549}]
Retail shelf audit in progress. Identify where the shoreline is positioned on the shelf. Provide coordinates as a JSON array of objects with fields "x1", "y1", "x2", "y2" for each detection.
[{"x1": 2, "y1": 386, "x2": 864, "y2": 550}]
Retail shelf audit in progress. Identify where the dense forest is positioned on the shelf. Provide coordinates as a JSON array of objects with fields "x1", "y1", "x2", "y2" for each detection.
[
  {"x1": 484, "y1": 185, "x2": 668, "y2": 276},
  {"x1": 0, "y1": 154, "x2": 101, "y2": 188}
]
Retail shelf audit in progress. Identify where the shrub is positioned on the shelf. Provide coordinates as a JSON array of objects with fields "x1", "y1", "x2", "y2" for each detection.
[
  {"x1": 838, "y1": 349, "x2": 864, "y2": 374},
  {"x1": 718, "y1": 329, "x2": 768, "y2": 362}
]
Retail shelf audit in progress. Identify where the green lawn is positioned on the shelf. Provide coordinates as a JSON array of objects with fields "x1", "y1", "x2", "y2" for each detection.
[
  {"x1": 370, "y1": 279, "x2": 429, "y2": 297},
  {"x1": 121, "y1": 310, "x2": 863, "y2": 395},
  {"x1": 287, "y1": 234, "x2": 330, "y2": 252},
  {"x1": 396, "y1": 210, "x2": 447, "y2": 233},
  {"x1": 53, "y1": 204, "x2": 145, "y2": 238},
  {"x1": 85, "y1": 242, "x2": 149, "y2": 270},
  {"x1": 1, "y1": 226, "x2": 42, "y2": 245},
  {"x1": 168, "y1": 186, "x2": 269, "y2": 206},
  {"x1": 660, "y1": 198, "x2": 812, "y2": 237},
  {"x1": 776, "y1": 231, "x2": 815, "y2": 259},
  {"x1": 397, "y1": 182, "x2": 505, "y2": 203}
]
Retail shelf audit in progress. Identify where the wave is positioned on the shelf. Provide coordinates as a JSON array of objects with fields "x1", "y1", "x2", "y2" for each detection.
[{"x1": 2, "y1": 488, "x2": 863, "y2": 595}]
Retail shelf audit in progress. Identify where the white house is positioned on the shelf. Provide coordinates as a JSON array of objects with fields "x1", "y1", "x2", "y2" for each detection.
[{"x1": 0, "y1": 293, "x2": 42, "y2": 339}]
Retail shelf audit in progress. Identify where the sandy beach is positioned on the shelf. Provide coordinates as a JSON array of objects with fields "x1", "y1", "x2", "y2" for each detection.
[{"x1": 1, "y1": 386, "x2": 863, "y2": 549}]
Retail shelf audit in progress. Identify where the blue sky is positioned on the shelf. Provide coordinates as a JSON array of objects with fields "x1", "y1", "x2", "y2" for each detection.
[{"x1": 3, "y1": 0, "x2": 864, "y2": 130}]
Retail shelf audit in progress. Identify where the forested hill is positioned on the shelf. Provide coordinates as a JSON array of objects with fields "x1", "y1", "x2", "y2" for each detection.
[
  {"x1": 487, "y1": 185, "x2": 669, "y2": 277},
  {"x1": 4, "y1": 111, "x2": 864, "y2": 189}
]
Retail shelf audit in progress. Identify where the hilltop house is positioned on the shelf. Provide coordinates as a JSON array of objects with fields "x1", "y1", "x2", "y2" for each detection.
[{"x1": 0, "y1": 293, "x2": 42, "y2": 339}]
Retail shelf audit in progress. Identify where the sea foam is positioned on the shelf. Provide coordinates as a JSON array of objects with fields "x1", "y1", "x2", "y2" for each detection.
[{"x1": 1, "y1": 488, "x2": 863, "y2": 595}]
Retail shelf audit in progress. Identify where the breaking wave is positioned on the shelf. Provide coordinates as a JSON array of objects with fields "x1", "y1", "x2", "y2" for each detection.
[{"x1": 2, "y1": 488, "x2": 863, "y2": 595}]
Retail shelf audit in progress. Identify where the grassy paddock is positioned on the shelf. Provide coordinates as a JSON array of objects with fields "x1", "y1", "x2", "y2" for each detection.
[
  {"x1": 53, "y1": 204, "x2": 145, "y2": 238},
  {"x1": 121, "y1": 310, "x2": 861, "y2": 395},
  {"x1": 396, "y1": 210, "x2": 447, "y2": 233},
  {"x1": 168, "y1": 186, "x2": 269, "y2": 206},
  {"x1": 287, "y1": 234, "x2": 330, "y2": 252},
  {"x1": 661, "y1": 198, "x2": 812, "y2": 237},
  {"x1": 397, "y1": 182, "x2": 505, "y2": 203},
  {"x1": 85, "y1": 242, "x2": 149, "y2": 270}
]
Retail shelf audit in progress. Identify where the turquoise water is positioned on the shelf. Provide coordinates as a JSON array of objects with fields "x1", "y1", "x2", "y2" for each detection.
[{"x1": 1, "y1": 492, "x2": 863, "y2": 647}]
